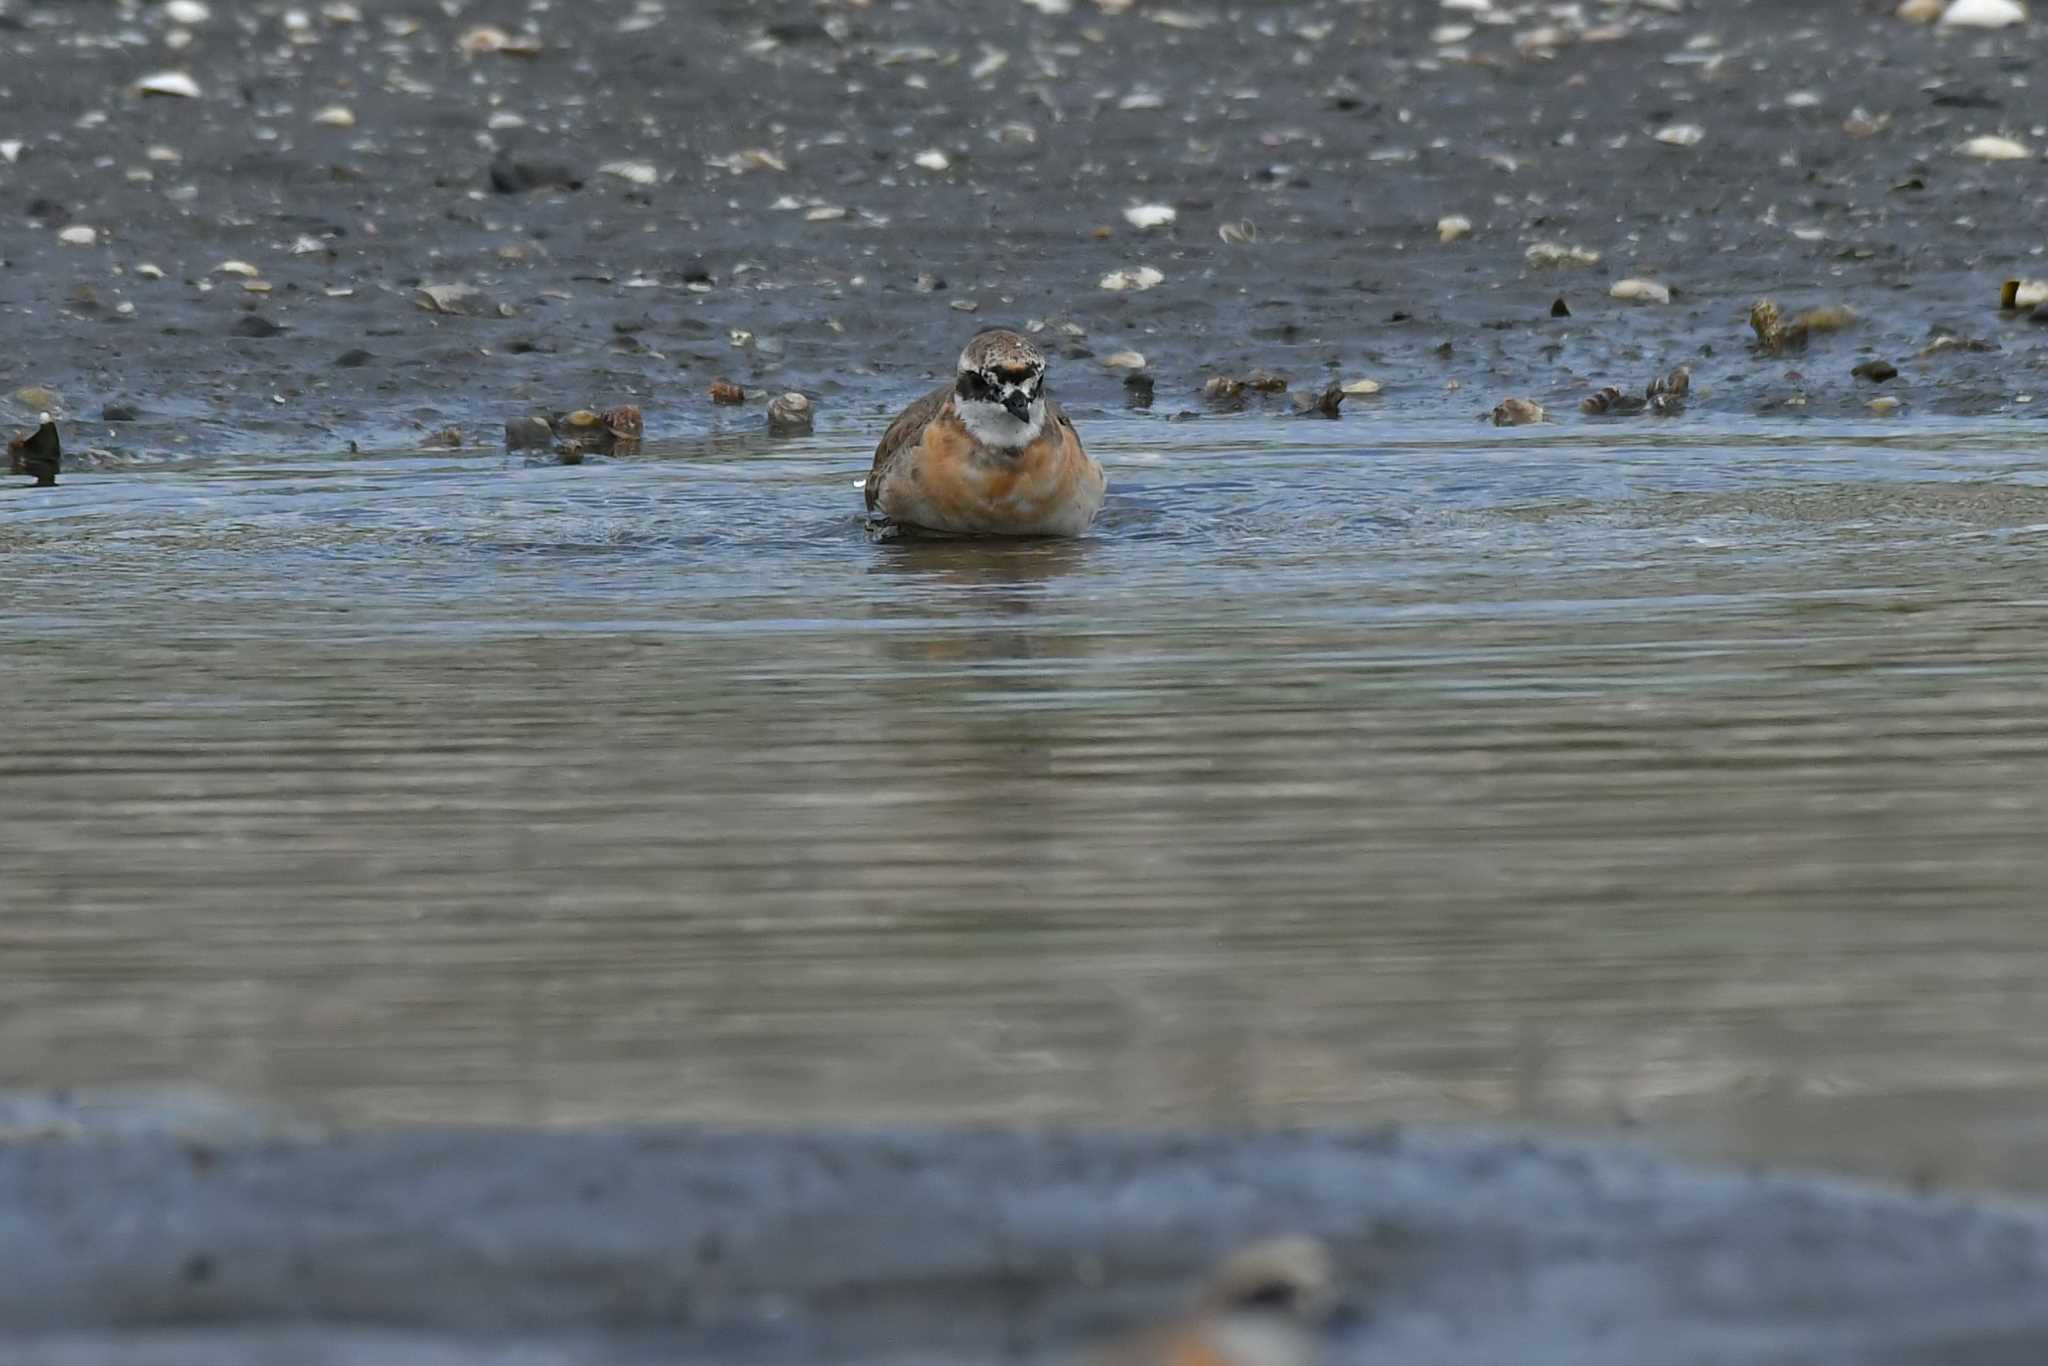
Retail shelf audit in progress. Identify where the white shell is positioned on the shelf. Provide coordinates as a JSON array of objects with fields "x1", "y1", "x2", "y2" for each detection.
[
  {"x1": 135, "y1": 71, "x2": 202, "y2": 98},
  {"x1": 1939, "y1": 0, "x2": 2026, "y2": 27},
  {"x1": 1610, "y1": 278, "x2": 1672, "y2": 304},
  {"x1": 1122, "y1": 203, "x2": 1177, "y2": 229},
  {"x1": 1099, "y1": 266, "x2": 1165, "y2": 292},
  {"x1": 1961, "y1": 135, "x2": 2031, "y2": 160}
]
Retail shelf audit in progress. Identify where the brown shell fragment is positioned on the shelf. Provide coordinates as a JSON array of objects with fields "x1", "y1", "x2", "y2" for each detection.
[
  {"x1": 7, "y1": 417, "x2": 60, "y2": 486},
  {"x1": 1291, "y1": 384, "x2": 1346, "y2": 418},
  {"x1": 600, "y1": 404, "x2": 644, "y2": 441},
  {"x1": 505, "y1": 414, "x2": 555, "y2": 450},
  {"x1": 1580, "y1": 385, "x2": 1645, "y2": 416},
  {"x1": 709, "y1": 379, "x2": 746, "y2": 405}
]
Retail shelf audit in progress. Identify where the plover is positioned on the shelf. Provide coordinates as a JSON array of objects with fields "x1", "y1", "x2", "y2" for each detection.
[
  {"x1": 865, "y1": 328, "x2": 1105, "y2": 536},
  {"x1": 1079, "y1": 1237, "x2": 1343, "y2": 1366}
]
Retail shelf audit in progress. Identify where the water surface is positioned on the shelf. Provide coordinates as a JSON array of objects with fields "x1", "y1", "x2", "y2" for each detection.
[{"x1": 4, "y1": 414, "x2": 2046, "y2": 1193}]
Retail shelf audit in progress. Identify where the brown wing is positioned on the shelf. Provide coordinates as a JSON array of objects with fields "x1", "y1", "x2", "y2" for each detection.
[{"x1": 865, "y1": 384, "x2": 952, "y2": 512}]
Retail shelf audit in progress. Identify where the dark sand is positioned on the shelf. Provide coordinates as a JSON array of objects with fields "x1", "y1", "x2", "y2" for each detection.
[{"x1": 2, "y1": 0, "x2": 2045, "y2": 458}]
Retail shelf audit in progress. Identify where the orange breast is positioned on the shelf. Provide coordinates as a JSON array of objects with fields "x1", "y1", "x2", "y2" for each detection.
[{"x1": 887, "y1": 413, "x2": 1100, "y2": 534}]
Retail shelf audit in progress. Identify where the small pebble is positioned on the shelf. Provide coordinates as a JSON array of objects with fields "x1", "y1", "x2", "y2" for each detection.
[
  {"x1": 1868, "y1": 396, "x2": 1904, "y2": 416},
  {"x1": 1653, "y1": 123, "x2": 1705, "y2": 147},
  {"x1": 311, "y1": 105, "x2": 356, "y2": 127},
  {"x1": 1437, "y1": 214, "x2": 1473, "y2": 243},
  {"x1": 1103, "y1": 350, "x2": 1148, "y2": 370},
  {"x1": 1851, "y1": 359, "x2": 1899, "y2": 383},
  {"x1": 232, "y1": 315, "x2": 284, "y2": 337},
  {"x1": 165, "y1": 0, "x2": 212, "y2": 22},
  {"x1": 57, "y1": 226, "x2": 98, "y2": 246},
  {"x1": 1340, "y1": 378, "x2": 1382, "y2": 396},
  {"x1": 913, "y1": 149, "x2": 950, "y2": 171},
  {"x1": 1491, "y1": 397, "x2": 1545, "y2": 426},
  {"x1": 1122, "y1": 203, "x2": 1176, "y2": 229}
]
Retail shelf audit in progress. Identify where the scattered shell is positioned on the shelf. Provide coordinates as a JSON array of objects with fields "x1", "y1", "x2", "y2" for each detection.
[
  {"x1": 1099, "y1": 265, "x2": 1165, "y2": 291},
  {"x1": 505, "y1": 415, "x2": 555, "y2": 450},
  {"x1": 1491, "y1": 397, "x2": 1544, "y2": 426},
  {"x1": 1437, "y1": 214, "x2": 1473, "y2": 243},
  {"x1": 1581, "y1": 385, "x2": 1644, "y2": 416},
  {"x1": 1961, "y1": 135, "x2": 2031, "y2": 161},
  {"x1": 1291, "y1": 384, "x2": 1346, "y2": 419},
  {"x1": 1918, "y1": 333, "x2": 1997, "y2": 357},
  {"x1": 913, "y1": 149, "x2": 950, "y2": 171},
  {"x1": 216, "y1": 260, "x2": 260, "y2": 276},
  {"x1": 1610, "y1": 278, "x2": 1672, "y2": 304},
  {"x1": 1939, "y1": 0, "x2": 2027, "y2": 27},
  {"x1": 57, "y1": 226, "x2": 98, "y2": 246},
  {"x1": 135, "y1": 71, "x2": 202, "y2": 98},
  {"x1": 1217, "y1": 220, "x2": 1257, "y2": 245},
  {"x1": 709, "y1": 379, "x2": 746, "y2": 405},
  {"x1": 135, "y1": 263, "x2": 165, "y2": 278},
  {"x1": 1646, "y1": 365, "x2": 1691, "y2": 416},
  {"x1": 1525, "y1": 241, "x2": 1600, "y2": 268},
  {"x1": 1868, "y1": 396, "x2": 1904, "y2": 416},
  {"x1": 311, "y1": 105, "x2": 356, "y2": 127},
  {"x1": 1123, "y1": 203, "x2": 1176, "y2": 229},
  {"x1": 1852, "y1": 359, "x2": 1900, "y2": 383},
  {"x1": 766, "y1": 392, "x2": 814, "y2": 436},
  {"x1": 598, "y1": 160, "x2": 660, "y2": 185},
  {"x1": 804, "y1": 205, "x2": 848, "y2": 221},
  {"x1": 460, "y1": 26, "x2": 542, "y2": 56},
  {"x1": 1653, "y1": 123, "x2": 1705, "y2": 147},
  {"x1": 1103, "y1": 350, "x2": 1148, "y2": 370},
  {"x1": 1340, "y1": 378, "x2": 1382, "y2": 396},
  {"x1": 2001, "y1": 279, "x2": 2048, "y2": 309},
  {"x1": 948, "y1": 299, "x2": 979, "y2": 312},
  {"x1": 414, "y1": 283, "x2": 505, "y2": 317},
  {"x1": 165, "y1": 0, "x2": 212, "y2": 21},
  {"x1": 1750, "y1": 298, "x2": 1804, "y2": 354}
]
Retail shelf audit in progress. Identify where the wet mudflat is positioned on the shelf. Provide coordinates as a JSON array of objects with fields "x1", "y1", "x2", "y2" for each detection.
[
  {"x1": 6, "y1": 413, "x2": 2048, "y2": 1201},
  {"x1": 6, "y1": 0, "x2": 2048, "y2": 1358}
]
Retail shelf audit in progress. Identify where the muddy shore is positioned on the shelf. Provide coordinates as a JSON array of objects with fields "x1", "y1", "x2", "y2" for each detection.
[
  {"x1": 4, "y1": 1107, "x2": 2048, "y2": 1364},
  {"x1": 2, "y1": 0, "x2": 2045, "y2": 460}
]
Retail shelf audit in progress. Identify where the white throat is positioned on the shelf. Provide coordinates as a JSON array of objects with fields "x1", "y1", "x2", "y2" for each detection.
[{"x1": 955, "y1": 395, "x2": 1046, "y2": 450}]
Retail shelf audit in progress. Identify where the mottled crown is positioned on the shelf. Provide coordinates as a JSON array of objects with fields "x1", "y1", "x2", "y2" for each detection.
[{"x1": 957, "y1": 328, "x2": 1045, "y2": 378}]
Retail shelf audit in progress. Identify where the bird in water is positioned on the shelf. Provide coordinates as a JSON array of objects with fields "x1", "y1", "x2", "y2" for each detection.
[
  {"x1": 7, "y1": 413, "x2": 60, "y2": 487},
  {"x1": 1078, "y1": 1237, "x2": 1347, "y2": 1366},
  {"x1": 865, "y1": 328, "x2": 1105, "y2": 536}
]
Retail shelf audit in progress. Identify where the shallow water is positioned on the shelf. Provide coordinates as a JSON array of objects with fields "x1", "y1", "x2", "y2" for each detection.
[{"x1": 4, "y1": 413, "x2": 2048, "y2": 1193}]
